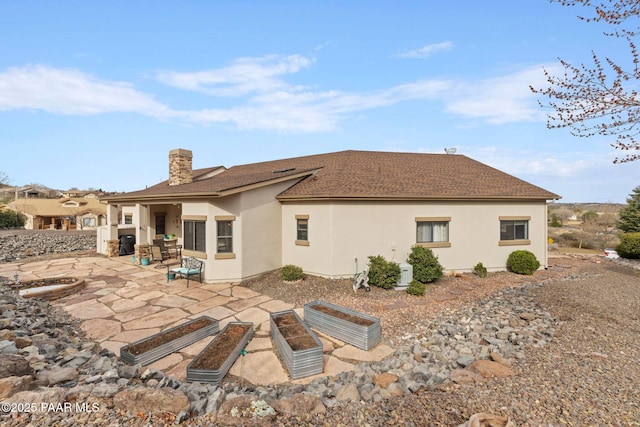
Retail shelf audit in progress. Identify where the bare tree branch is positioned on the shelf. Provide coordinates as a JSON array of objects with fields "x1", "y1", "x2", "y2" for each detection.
[{"x1": 531, "y1": 0, "x2": 640, "y2": 162}]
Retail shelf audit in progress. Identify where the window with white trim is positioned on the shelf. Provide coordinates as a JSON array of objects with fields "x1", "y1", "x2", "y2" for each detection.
[
  {"x1": 216, "y1": 220, "x2": 233, "y2": 253},
  {"x1": 295, "y1": 214, "x2": 309, "y2": 246},
  {"x1": 417, "y1": 221, "x2": 449, "y2": 243}
]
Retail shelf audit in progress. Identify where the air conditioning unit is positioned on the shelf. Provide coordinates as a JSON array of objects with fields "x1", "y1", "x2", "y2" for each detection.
[{"x1": 395, "y1": 262, "x2": 413, "y2": 290}]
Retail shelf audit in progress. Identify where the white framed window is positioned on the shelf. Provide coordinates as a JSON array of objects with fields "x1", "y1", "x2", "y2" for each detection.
[
  {"x1": 216, "y1": 220, "x2": 233, "y2": 253},
  {"x1": 417, "y1": 221, "x2": 449, "y2": 242},
  {"x1": 416, "y1": 217, "x2": 451, "y2": 248},
  {"x1": 295, "y1": 214, "x2": 309, "y2": 246},
  {"x1": 213, "y1": 215, "x2": 236, "y2": 258}
]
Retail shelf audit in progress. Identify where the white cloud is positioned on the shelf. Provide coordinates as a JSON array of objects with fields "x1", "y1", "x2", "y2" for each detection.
[
  {"x1": 396, "y1": 42, "x2": 454, "y2": 59},
  {"x1": 0, "y1": 65, "x2": 173, "y2": 117},
  {"x1": 443, "y1": 65, "x2": 559, "y2": 124},
  {"x1": 155, "y1": 54, "x2": 314, "y2": 97},
  {"x1": 0, "y1": 57, "x2": 558, "y2": 133}
]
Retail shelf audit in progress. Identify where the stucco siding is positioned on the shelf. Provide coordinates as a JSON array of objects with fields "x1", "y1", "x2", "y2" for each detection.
[{"x1": 282, "y1": 200, "x2": 549, "y2": 278}]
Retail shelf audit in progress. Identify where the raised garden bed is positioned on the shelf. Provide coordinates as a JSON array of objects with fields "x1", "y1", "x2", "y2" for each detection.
[
  {"x1": 186, "y1": 322, "x2": 254, "y2": 385},
  {"x1": 10, "y1": 277, "x2": 86, "y2": 301},
  {"x1": 120, "y1": 316, "x2": 219, "y2": 366},
  {"x1": 270, "y1": 309, "x2": 323, "y2": 379},
  {"x1": 304, "y1": 300, "x2": 381, "y2": 350}
]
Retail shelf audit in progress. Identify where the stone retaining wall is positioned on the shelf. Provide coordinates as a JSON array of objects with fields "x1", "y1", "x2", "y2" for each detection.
[{"x1": 0, "y1": 230, "x2": 96, "y2": 263}]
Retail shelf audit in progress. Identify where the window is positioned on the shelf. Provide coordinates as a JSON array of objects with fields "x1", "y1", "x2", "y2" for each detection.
[
  {"x1": 415, "y1": 217, "x2": 451, "y2": 248},
  {"x1": 500, "y1": 220, "x2": 528, "y2": 240},
  {"x1": 155, "y1": 215, "x2": 166, "y2": 235},
  {"x1": 184, "y1": 220, "x2": 206, "y2": 252},
  {"x1": 499, "y1": 216, "x2": 531, "y2": 245},
  {"x1": 417, "y1": 221, "x2": 449, "y2": 243},
  {"x1": 83, "y1": 217, "x2": 95, "y2": 227},
  {"x1": 124, "y1": 214, "x2": 133, "y2": 225},
  {"x1": 216, "y1": 220, "x2": 233, "y2": 253},
  {"x1": 295, "y1": 214, "x2": 309, "y2": 246}
]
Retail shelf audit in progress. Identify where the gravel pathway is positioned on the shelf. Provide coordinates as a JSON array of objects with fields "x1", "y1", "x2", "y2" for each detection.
[{"x1": 274, "y1": 259, "x2": 640, "y2": 426}]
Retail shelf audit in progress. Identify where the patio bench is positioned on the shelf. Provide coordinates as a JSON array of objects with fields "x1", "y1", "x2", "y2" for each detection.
[{"x1": 170, "y1": 257, "x2": 204, "y2": 287}]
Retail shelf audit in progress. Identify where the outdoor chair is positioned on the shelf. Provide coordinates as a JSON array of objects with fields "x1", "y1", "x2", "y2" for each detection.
[
  {"x1": 152, "y1": 239, "x2": 170, "y2": 259},
  {"x1": 150, "y1": 245, "x2": 169, "y2": 263},
  {"x1": 170, "y1": 257, "x2": 204, "y2": 287}
]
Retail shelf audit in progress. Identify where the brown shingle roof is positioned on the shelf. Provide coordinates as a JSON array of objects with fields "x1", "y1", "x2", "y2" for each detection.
[{"x1": 103, "y1": 150, "x2": 560, "y2": 202}]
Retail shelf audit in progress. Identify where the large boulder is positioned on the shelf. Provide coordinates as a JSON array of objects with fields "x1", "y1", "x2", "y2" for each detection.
[{"x1": 0, "y1": 355, "x2": 33, "y2": 378}]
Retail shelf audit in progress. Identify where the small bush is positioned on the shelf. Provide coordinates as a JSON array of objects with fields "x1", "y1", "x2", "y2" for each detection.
[
  {"x1": 367, "y1": 255, "x2": 401, "y2": 289},
  {"x1": 506, "y1": 250, "x2": 540, "y2": 275},
  {"x1": 473, "y1": 262, "x2": 487, "y2": 278},
  {"x1": 406, "y1": 280, "x2": 425, "y2": 296},
  {"x1": 407, "y1": 245, "x2": 444, "y2": 283},
  {"x1": 281, "y1": 264, "x2": 304, "y2": 281},
  {"x1": 616, "y1": 232, "x2": 640, "y2": 259}
]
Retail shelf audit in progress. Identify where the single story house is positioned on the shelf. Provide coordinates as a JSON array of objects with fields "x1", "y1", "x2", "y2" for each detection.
[
  {"x1": 98, "y1": 149, "x2": 560, "y2": 283},
  {"x1": 8, "y1": 197, "x2": 107, "y2": 230}
]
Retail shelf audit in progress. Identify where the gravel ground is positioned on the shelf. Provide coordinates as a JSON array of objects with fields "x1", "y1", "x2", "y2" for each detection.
[
  {"x1": 243, "y1": 257, "x2": 640, "y2": 426},
  {"x1": 2, "y1": 232, "x2": 638, "y2": 426}
]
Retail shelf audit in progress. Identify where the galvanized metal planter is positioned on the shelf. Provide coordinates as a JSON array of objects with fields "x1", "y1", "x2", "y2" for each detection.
[
  {"x1": 120, "y1": 316, "x2": 219, "y2": 366},
  {"x1": 186, "y1": 322, "x2": 254, "y2": 385},
  {"x1": 304, "y1": 300, "x2": 381, "y2": 351},
  {"x1": 270, "y1": 310, "x2": 323, "y2": 379}
]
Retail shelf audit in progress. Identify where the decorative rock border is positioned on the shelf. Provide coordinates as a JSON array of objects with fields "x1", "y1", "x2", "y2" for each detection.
[
  {"x1": 304, "y1": 300, "x2": 381, "y2": 350},
  {"x1": 120, "y1": 316, "x2": 219, "y2": 366},
  {"x1": 186, "y1": 322, "x2": 254, "y2": 385},
  {"x1": 12, "y1": 277, "x2": 86, "y2": 301},
  {"x1": 270, "y1": 309, "x2": 323, "y2": 379}
]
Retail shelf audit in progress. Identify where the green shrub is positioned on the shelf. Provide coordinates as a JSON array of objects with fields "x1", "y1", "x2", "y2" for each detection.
[
  {"x1": 616, "y1": 232, "x2": 640, "y2": 259},
  {"x1": 281, "y1": 264, "x2": 304, "y2": 281},
  {"x1": 506, "y1": 250, "x2": 540, "y2": 275},
  {"x1": 406, "y1": 280, "x2": 425, "y2": 296},
  {"x1": 549, "y1": 214, "x2": 562, "y2": 227},
  {"x1": 0, "y1": 209, "x2": 25, "y2": 228},
  {"x1": 407, "y1": 245, "x2": 443, "y2": 283},
  {"x1": 473, "y1": 262, "x2": 487, "y2": 278},
  {"x1": 367, "y1": 255, "x2": 400, "y2": 289}
]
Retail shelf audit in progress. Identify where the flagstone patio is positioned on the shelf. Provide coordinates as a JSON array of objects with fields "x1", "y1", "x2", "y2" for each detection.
[{"x1": 0, "y1": 255, "x2": 394, "y2": 386}]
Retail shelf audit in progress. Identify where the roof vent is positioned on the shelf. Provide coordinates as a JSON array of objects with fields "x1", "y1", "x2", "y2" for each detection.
[
  {"x1": 444, "y1": 148, "x2": 457, "y2": 154},
  {"x1": 273, "y1": 167, "x2": 296, "y2": 173}
]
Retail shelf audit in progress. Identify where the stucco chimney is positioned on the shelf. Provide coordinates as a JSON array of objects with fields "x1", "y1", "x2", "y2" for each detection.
[{"x1": 168, "y1": 148, "x2": 193, "y2": 186}]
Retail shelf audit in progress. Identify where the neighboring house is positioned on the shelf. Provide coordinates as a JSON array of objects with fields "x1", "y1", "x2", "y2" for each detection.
[
  {"x1": 99, "y1": 148, "x2": 560, "y2": 283},
  {"x1": 8, "y1": 197, "x2": 107, "y2": 230}
]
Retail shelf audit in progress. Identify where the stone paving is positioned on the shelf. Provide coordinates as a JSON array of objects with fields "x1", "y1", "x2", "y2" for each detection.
[{"x1": 0, "y1": 256, "x2": 393, "y2": 386}]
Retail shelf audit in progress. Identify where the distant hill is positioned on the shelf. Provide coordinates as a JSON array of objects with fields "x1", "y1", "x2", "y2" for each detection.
[{"x1": 549, "y1": 202, "x2": 624, "y2": 213}]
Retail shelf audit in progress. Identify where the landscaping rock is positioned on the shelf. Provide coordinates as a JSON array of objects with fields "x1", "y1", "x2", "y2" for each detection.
[{"x1": 113, "y1": 387, "x2": 190, "y2": 416}]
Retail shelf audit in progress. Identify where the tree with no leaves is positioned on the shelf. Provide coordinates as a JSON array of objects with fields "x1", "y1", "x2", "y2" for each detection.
[{"x1": 531, "y1": 0, "x2": 640, "y2": 163}]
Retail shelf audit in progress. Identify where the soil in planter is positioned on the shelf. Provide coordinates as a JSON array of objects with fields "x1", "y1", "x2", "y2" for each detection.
[
  {"x1": 126, "y1": 318, "x2": 216, "y2": 356},
  {"x1": 273, "y1": 313, "x2": 318, "y2": 351},
  {"x1": 273, "y1": 312, "x2": 299, "y2": 328},
  {"x1": 309, "y1": 304, "x2": 375, "y2": 326},
  {"x1": 190, "y1": 324, "x2": 251, "y2": 370},
  {"x1": 285, "y1": 335, "x2": 318, "y2": 351}
]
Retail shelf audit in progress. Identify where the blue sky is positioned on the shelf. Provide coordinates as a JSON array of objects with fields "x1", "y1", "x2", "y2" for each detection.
[{"x1": 0, "y1": 1, "x2": 636, "y2": 203}]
